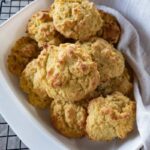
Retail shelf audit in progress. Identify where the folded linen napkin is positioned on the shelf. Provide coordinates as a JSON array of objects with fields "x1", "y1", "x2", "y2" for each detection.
[{"x1": 95, "y1": 3, "x2": 150, "y2": 150}]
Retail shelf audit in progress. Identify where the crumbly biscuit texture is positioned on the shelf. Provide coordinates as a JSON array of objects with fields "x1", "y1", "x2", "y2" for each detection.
[
  {"x1": 20, "y1": 59, "x2": 52, "y2": 109},
  {"x1": 86, "y1": 92, "x2": 136, "y2": 141},
  {"x1": 35, "y1": 22, "x2": 64, "y2": 47},
  {"x1": 27, "y1": 10, "x2": 51, "y2": 39},
  {"x1": 27, "y1": 10, "x2": 64, "y2": 47},
  {"x1": 20, "y1": 60, "x2": 39, "y2": 94},
  {"x1": 77, "y1": 37, "x2": 125, "y2": 81},
  {"x1": 51, "y1": 0, "x2": 103, "y2": 40},
  {"x1": 7, "y1": 37, "x2": 40, "y2": 76},
  {"x1": 44, "y1": 43, "x2": 100, "y2": 101},
  {"x1": 50, "y1": 99, "x2": 87, "y2": 138},
  {"x1": 98, "y1": 10, "x2": 121, "y2": 45},
  {"x1": 97, "y1": 68, "x2": 133, "y2": 96}
]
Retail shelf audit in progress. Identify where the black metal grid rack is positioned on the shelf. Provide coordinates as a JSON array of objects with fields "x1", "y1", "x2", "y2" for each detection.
[
  {"x1": 0, "y1": 0, "x2": 33, "y2": 23},
  {"x1": 0, "y1": 116, "x2": 29, "y2": 150},
  {"x1": 0, "y1": 1, "x2": 33, "y2": 149}
]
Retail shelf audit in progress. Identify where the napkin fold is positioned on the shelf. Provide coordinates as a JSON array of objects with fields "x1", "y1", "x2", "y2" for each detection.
[{"x1": 98, "y1": 4, "x2": 150, "y2": 150}]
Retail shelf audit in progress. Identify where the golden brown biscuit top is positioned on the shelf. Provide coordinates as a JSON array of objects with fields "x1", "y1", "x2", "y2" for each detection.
[
  {"x1": 77, "y1": 37, "x2": 125, "y2": 81},
  {"x1": 29, "y1": 10, "x2": 51, "y2": 24},
  {"x1": 27, "y1": 10, "x2": 65, "y2": 47},
  {"x1": 86, "y1": 92, "x2": 136, "y2": 140},
  {"x1": 20, "y1": 59, "x2": 39, "y2": 94},
  {"x1": 50, "y1": 99, "x2": 87, "y2": 138},
  {"x1": 35, "y1": 22, "x2": 64, "y2": 47},
  {"x1": 27, "y1": 10, "x2": 51, "y2": 38},
  {"x1": 43, "y1": 43, "x2": 100, "y2": 101},
  {"x1": 46, "y1": 44, "x2": 98, "y2": 84},
  {"x1": 20, "y1": 58, "x2": 48, "y2": 99},
  {"x1": 88, "y1": 92, "x2": 135, "y2": 113},
  {"x1": 51, "y1": 0, "x2": 103, "y2": 40}
]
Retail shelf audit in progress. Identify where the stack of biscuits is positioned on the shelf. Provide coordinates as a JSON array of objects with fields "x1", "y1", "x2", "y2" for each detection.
[{"x1": 7, "y1": 0, "x2": 136, "y2": 141}]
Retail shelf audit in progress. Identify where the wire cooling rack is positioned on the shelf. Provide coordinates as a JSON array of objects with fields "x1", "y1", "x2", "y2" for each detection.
[
  {"x1": 0, "y1": 1, "x2": 33, "y2": 149},
  {"x1": 0, "y1": 0, "x2": 33, "y2": 23}
]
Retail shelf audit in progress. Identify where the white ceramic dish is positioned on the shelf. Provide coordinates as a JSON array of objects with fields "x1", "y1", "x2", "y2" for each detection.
[{"x1": 0, "y1": 0, "x2": 144, "y2": 149}]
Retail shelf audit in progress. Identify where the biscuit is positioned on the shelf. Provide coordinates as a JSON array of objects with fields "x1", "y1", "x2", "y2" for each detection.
[
  {"x1": 35, "y1": 22, "x2": 64, "y2": 47},
  {"x1": 43, "y1": 43, "x2": 100, "y2": 102},
  {"x1": 86, "y1": 92, "x2": 136, "y2": 141},
  {"x1": 28, "y1": 93, "x2": 51, "y2": 109},
  {"x1": 80, "y1": 67, "x2": 133, "y2": 109},
  {"x1": 97, "y1": 10, "x2": 121, "y2": 46},
  {"x1": 27, "y1": 10, "x2": 51, "y2": 39},
  {"x1": 7, "y1": 36, "x2": 40, "y2": 76},
  {"x1": 27, "y1": 10, "x2": 64, "y2": 47},
  {"x1": 20, "y1": 59, "x2": 52, "y2": 109},
  {"x1": 50, "y1": 99, "x2": 87, "y2": 138},
  {"x1": 51, "y1": 0, "x2": 103, "y2": 41},
  {"x1": 97, "y1": 68, "x2": 133, "y2": 96},
  {"x1": 77, "y1": 37, "x2": 125, "y2": 82}
]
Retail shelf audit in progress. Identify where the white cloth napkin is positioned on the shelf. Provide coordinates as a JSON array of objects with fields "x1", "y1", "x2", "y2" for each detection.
[{"x1": 97, "y1": 2, "x2": 150, "y2": 150}]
